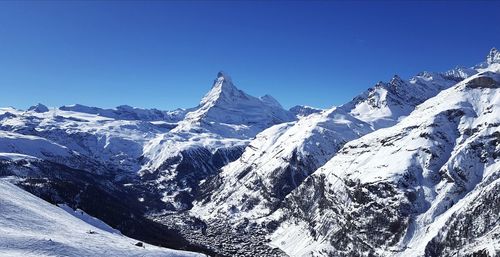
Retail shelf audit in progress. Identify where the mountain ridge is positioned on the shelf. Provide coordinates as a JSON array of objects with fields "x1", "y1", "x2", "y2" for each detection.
[{"x1": 190, "y1": 49, "x2": 495, "y2": 225}]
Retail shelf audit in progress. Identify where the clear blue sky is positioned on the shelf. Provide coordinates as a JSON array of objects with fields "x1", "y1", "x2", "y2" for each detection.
[{"x1": 1, "y1": 1, "x2": 499, "y2": 110}]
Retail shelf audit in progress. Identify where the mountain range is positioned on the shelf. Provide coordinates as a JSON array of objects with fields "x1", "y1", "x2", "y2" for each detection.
[{"x1": 0, "y1": 48, "x2": 498, "y2": 257}]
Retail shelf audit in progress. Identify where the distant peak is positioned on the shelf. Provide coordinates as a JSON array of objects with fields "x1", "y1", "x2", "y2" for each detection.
[
  {"x1": 382, "y1": 74, "x2": 406, "y2": 92},
  {"x1": 390, "y1": 74, "x2": 404, "y2": 85},
  {"x1": 486, "y1": 47, "x2": 500, "y2": 64},
  {"x1": 28, "y1": 103, "x2": 49, "y2": 113}
]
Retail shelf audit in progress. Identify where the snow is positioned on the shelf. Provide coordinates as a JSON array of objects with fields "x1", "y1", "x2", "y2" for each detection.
[
  {"x1": 268, "y1": 219, "x2": 334, "y2": 257},
  {"x1": 58, "y1": 204, "x2": 122, "y2": 235},
  {"x1": 192, "y1": 57, "x2": 479, "y2": 224},
  {"x1": 0, "y1": 153, "x2": 40, "y2": 161},
  {"x1": 175, "y1": 71, "x2": 295, "y2": 138},
  {"x1": 348, "y1": 69, "x2": 471, "y2": 129},
  {"x1": 141, "y1": 130, "x2": 246, "y2": 172},
  {"x1": 268, "y1": 67, "x2": 499, "y2": 256},
  {"x1": 0, "y1": 108, "x2": 170, "y2": 173},
  {"x1": 475, "y1": 48, "x2": 500, "y2": 73},
  {"x1": 1, "y1": 71, "x2": 294, "y2": 213},
  {"x1": 191, "y1": 107, "x2": 373, "y2": 220},
  {"x1": 0, "y1": 131, "x2": 74, "y2": 159},
  {"x1": 0, "y1": 49, "x2": 499, "y2": 256},
  {"x1": 138, "y1": 72, "x2": 296, "y2": 209},
  {"x1": 322, "y1": 72, "x2": 497, "y2": 184},
  {"x1": 141, "y1": 71, "x2": 295, "y2": 171},
  {"x1": 0, "y1": 180, "x2": 204, "y2": 257},
  {"x1": 59, "y1": 104, "x2": 186, "y2": 122}
]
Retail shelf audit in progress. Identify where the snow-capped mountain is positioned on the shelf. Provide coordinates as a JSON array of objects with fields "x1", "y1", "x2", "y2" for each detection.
[
  {"x1": 27, "y1": 103, "x2": 50, "y2": 113},
  {"x1": 138, "y1": 72, "x2": 295, "y2": 211},
  {"x1": 181, "y1": 48, "x2": 498, "y2": 256},
  {"x1": 0, "y1": 179, "x2": 203, "y2": 257},
  {"x1": 0, "y1": 130, "x2": 74, "y2": 161},
  {"x1": 476, "y1": 47, "x2": 500, "y2": 71},
  {"x1": 0, "y1": 106, "x2": 167, "y2": 173},
  {"x1": 174, "y1": 71, "x2": 295, "y2": 138},
  {"x1": 0, "y1": 71, "x2": 292, "y2": 254},
  {"x1": 268, "y1": 61, "x2": 499, "y2": 257},
  {"x1": 191, "y1": 56, "x2": 480, "y2": 224},
  {"x1": 0, "y1": 49, "x2": 498, "y2": 257},
  {"x1": 347, "y1": 69, "x2": 476, "y2": 129},
  {"x1": 192, "y1": 108, "x2": 373, "y2": 220}
]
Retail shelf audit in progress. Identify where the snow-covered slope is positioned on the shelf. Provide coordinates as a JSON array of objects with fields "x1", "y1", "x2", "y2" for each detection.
[
  {"x1": 0, "y1": 179, "x2": 203, "y2": 257},
  {"x1": 59, "y1": 104, "x2": 187, "y2": 122},
  {"x1": 269, "y1": 69, "x2": 499, "y2": 257},
  {"x1": 0, "y1": 130, "x2": 113, "y2": 175},
  {"x1": 0, "y1": 131, "x2": 74, "y2": 160},
  {"x1": 0, "y1": 107, "x2": 168, "y2": 173}
]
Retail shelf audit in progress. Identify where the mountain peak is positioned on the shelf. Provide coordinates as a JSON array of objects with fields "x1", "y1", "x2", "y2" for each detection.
[
  {"x1": 214, "y1": 71, "x2": 234, "y2": 89},
  {"x1": 216, "y1": 71, "x2": 232, "y2": 83},
  {"x1": 178, "y1": 72, "x2": 295, "y2": 137},
  {"x1": 390, "y1": 74, "x2": 403, "y2": 83},
  {"x1": 28, "y1": 103, "x2": 49, "y2": 113},
  {"x1": 388, "y1": 74, "x2": 405, "y2": 90},
  {"x1": 487, "y1": 47, "x2": 500, "y2": 64},
  {"x1": 201, "y1": 71, "x2": 241, "y2": 107}
]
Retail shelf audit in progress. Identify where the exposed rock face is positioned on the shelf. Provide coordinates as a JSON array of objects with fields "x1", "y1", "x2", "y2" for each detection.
[
  {"x1": 139, "y1": 145, "x2": 245, "y2": 211},
  {"x1": 486, "y1": 47, "x2": 500, "y2": 65},
  {"x1": 425, "y1": 179, "x2": 500, "y2": 257},
  {"x1": 466, "y1": 74, "x2": 499, "y2": 88}
]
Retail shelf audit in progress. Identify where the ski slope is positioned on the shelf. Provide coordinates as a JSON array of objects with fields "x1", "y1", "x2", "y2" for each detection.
[{"x1": 0, "y1": 179, "x2": 204, "y2": 257}]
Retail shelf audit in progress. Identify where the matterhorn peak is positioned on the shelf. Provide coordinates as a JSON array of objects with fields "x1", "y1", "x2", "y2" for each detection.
[
  {"x1": 202, "y1": 71, "x2": 241, "y2": 105},
  {"x1": 208, "y1": 71, "x2": 238, "y2": 94},
  {"x1": 178, "y1": 71, "x2": 295, "y2": 137},
  {"x1": 486, "y1": 47, "x2": 500, "y2": 64}
]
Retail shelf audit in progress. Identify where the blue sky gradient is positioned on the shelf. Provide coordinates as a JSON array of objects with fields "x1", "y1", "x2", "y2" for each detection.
[{"x1": 1, "y1": 1, "x2": 499, "y2": 110}]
